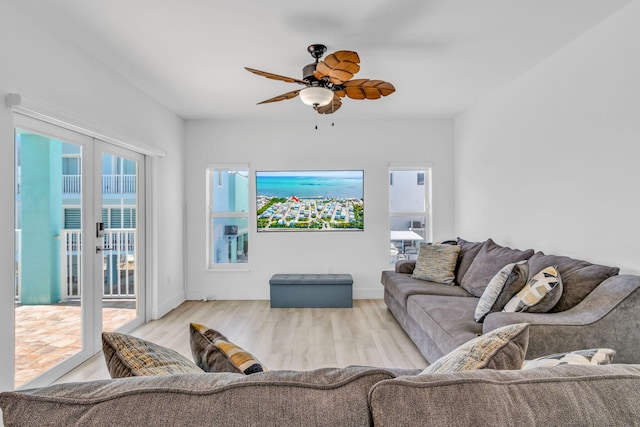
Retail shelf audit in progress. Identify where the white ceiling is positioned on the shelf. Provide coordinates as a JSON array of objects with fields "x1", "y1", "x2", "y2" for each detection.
[{"x1": 9, "y1": 0, "x2": 632, "y2": 120}]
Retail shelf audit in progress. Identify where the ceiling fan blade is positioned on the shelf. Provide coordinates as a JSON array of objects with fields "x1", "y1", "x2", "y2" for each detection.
[
  {"x1": 313, "y1": 50, "x2": 361, "y2": 85},
  {"x1": 343, "y1": 79, "x2": 396, "y2": 100},
  {"x1": 316, "y1": 96, "x2": 342, "y2": 114},
  {"x1": 256, "y1": 89, "x2": 302, "y2": 105},
  {"x1": 332, "y1": 50, "x2": 360, "y2": 64},
  {"x1": 245, "y1": 67, "x2": 307, "y2": 85}
]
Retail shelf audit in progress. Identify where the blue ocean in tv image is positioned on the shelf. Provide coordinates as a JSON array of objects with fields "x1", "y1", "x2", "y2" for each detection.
[
  {"x1": 256, "y1": 171, "x2": 364, "y2": 231},
  {"x1": 256, "y1": 171, "x2": 363, "y2": 199}
]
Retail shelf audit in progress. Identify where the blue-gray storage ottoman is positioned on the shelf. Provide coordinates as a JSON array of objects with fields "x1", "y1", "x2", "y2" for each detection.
[{"x1": 269, "y1": 274, "x2": 353, "y2": 308}]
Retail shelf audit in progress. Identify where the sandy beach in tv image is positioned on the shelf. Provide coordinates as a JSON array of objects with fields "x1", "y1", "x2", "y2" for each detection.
[{"x1": 256, "y1": 170, "x2": 364, "y2": 231}]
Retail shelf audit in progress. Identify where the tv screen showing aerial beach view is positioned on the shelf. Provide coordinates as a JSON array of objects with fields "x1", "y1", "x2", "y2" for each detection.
[{"x1": 256, "y1": 170, "x2": 364, "y2": 232}]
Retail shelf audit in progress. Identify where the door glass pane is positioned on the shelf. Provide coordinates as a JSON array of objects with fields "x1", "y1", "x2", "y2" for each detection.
[
  {"x1": 14, "y1": 129, "x2": 84, "y2": 388},
  {"x1": 101, "y1": 153, "x2": 139, "y2": 332}
]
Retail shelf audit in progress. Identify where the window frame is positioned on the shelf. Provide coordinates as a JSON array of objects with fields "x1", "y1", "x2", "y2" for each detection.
[
  {"x1": 388, "y1": 164, "x2": 433, "y2": 263},
  {"x1": 205, "y1": 164, "x2": 251, "y2": 270}
]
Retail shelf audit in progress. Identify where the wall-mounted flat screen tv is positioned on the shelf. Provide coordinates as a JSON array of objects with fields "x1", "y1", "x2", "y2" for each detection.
[{"x1": 256, "y1": 170, "x2": 364, "y2": 232}]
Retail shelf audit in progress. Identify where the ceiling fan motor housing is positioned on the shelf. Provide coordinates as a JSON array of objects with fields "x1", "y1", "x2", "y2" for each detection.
[
  {"x1": 303, "y1": 44, "x2": 328, "y2": 83},
  {"x1": 303, "y1": 63, "x2": 320, "y2": 83}
]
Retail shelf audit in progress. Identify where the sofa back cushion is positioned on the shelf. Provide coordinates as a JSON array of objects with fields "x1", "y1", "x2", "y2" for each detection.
[
  {"x1": 527, "y1": 252, "x2": 619, "y2": 312},
  {"x1": 369, "y1": 364, "x2": 640, "y2": 427},
  {"x1": 460, "y1": 239, "x2": 534, "y2": 297},
  {"x1": 0, "y1": 367, "x2": 395, "y2": 427},
  {"x1": 455, "y1": 238, "x2": 487, "y2": 285}
]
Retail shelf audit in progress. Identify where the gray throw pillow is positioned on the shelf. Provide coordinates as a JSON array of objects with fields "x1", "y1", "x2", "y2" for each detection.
[
  {"x1": 460, "y1": 239, "x2": 534, "y2": 297},
  {"x1": 412, "y1": 243, "x2": 461, "y2": 285},
  {"x1": 527, "y1": 252, "x2": 619, "y2": 312},
  {"x1": 474, "y1": 260, "x2": 528, "y2": 322}
]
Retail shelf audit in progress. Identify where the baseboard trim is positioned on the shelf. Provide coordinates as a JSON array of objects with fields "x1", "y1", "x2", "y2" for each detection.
[
  {"x1": 186, "y1": 288, "x2": 384, "y2": 301},
  {"x1": 154, "y1": 293, "x2": 185, "y2": 320}
]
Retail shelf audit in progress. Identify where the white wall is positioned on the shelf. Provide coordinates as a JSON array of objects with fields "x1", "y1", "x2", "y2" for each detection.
[
  {"x1": 185, "y1": 118, "x2": 454, "y2": 300},
  {"x1": 454, "y1": 1, "x2": 640, "y2": 273},
  {"x1": 0, "y1": 2, "x2": 185, "y2": 390}
]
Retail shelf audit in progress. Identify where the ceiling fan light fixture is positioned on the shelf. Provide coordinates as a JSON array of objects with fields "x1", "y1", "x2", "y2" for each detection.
[{"x1": 299, "y1": 86, "x2": 333, "y2": 108}]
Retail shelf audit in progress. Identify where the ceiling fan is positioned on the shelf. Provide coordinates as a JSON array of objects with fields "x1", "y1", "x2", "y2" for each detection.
[{"x1": 245, "y1": 44, "x2": 395, "y2": 115}]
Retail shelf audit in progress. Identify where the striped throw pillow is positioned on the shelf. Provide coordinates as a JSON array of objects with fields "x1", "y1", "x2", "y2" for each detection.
[
  {"x1": 475, "y1": 261, "x2": 528, "y2": 322},
  {"x1": 190, "y1": 323, "x2": 267, "y2": 374}
]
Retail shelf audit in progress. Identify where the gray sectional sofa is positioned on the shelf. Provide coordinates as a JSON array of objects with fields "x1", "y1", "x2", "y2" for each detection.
[
  {"x1": 2, "y1": 364, "x2": 640, "y2": 425},
  {"x1": 3, "y1": 237, "x2": 640, "y2": 425},
  {"x1": 382, "y1": 237, "x2": 640, "y2": 363}
]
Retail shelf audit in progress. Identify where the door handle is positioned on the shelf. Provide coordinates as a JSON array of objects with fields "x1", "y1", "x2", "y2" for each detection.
[{"x1": 96, "y1": 246, "x2": 103, "y2": 254}]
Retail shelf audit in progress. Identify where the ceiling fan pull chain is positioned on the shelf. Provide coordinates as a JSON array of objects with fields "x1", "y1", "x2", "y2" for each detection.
[
  {"x1": 332, "y1": 101, "x2": 335, "y2": 126},
  {"x1": 315, "y1": 107, "x2": 319, "y2": 130}
]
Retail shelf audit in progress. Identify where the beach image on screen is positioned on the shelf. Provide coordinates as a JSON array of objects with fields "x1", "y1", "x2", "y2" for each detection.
[{"x1": 256, "y1": 170, "x2": 364, "y2": 231}]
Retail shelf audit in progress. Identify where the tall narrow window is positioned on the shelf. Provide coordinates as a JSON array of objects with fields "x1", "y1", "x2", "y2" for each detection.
[
  {"x1": 389, "y1": 166, "x2": 432, "y2": 263},
  {"x1": 206, "y1": 166, "x2": 250, "y2": 268}
]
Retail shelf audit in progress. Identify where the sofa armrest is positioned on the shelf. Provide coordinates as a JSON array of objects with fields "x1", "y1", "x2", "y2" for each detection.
[
  {"x1": 395, "y1": 260, "x2": 416, "y2": 274},
  {"x1": 483, "y1": 275, "x2": 640, "y2": 362}
]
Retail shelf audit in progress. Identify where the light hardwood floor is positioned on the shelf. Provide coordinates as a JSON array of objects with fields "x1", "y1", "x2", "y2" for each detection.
[{"x1": 56, "y1": 299, "x2": 427, "y2": 384}]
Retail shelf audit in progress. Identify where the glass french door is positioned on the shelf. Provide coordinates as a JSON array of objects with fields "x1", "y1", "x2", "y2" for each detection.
[
  {"x1": 97, "y1": 143, "x2": 145, "y2": 335},
  {"x1": 13, "y1": 116, "x2": 146, "y2": 389}
]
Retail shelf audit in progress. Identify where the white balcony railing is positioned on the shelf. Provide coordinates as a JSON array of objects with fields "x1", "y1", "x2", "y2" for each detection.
[
  {"x1": 62, "y1": 175, "x2": 81, "y2": 194},
  {"x1": 63, "y1": 229, "x2": 136, "y2": 300},
  {"x1": 14, "y1": 229, "x2": 136, "y2": 302},
  {"x1": 62, "y1": 174, "x2": 136, "y2": 195},
  {"x1": 102, "y1": 175, "x2": 136, "y2": 195}
]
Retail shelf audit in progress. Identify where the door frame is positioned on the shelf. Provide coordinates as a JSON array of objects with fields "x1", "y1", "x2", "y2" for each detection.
[{"x1": 12, "y1": 113, "x2": 152, "y2": 389}]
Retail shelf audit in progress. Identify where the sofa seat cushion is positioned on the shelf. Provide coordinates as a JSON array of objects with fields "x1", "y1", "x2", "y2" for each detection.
[
  {"x1": 0, "y1": 367, "x2": 396, "y2": 427},
  {"x1": 382, "y1": 271, "x2": 473, "y2": 309},
  {"x1": 369, "y1": 364, "x2": 640, "y2": 427},
  {"x1": 527, "y1": 252, "x2": 619, "y2": 312},
  {"x1": 406, "y1": 295, "x2": 483, "y2": 355}
]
